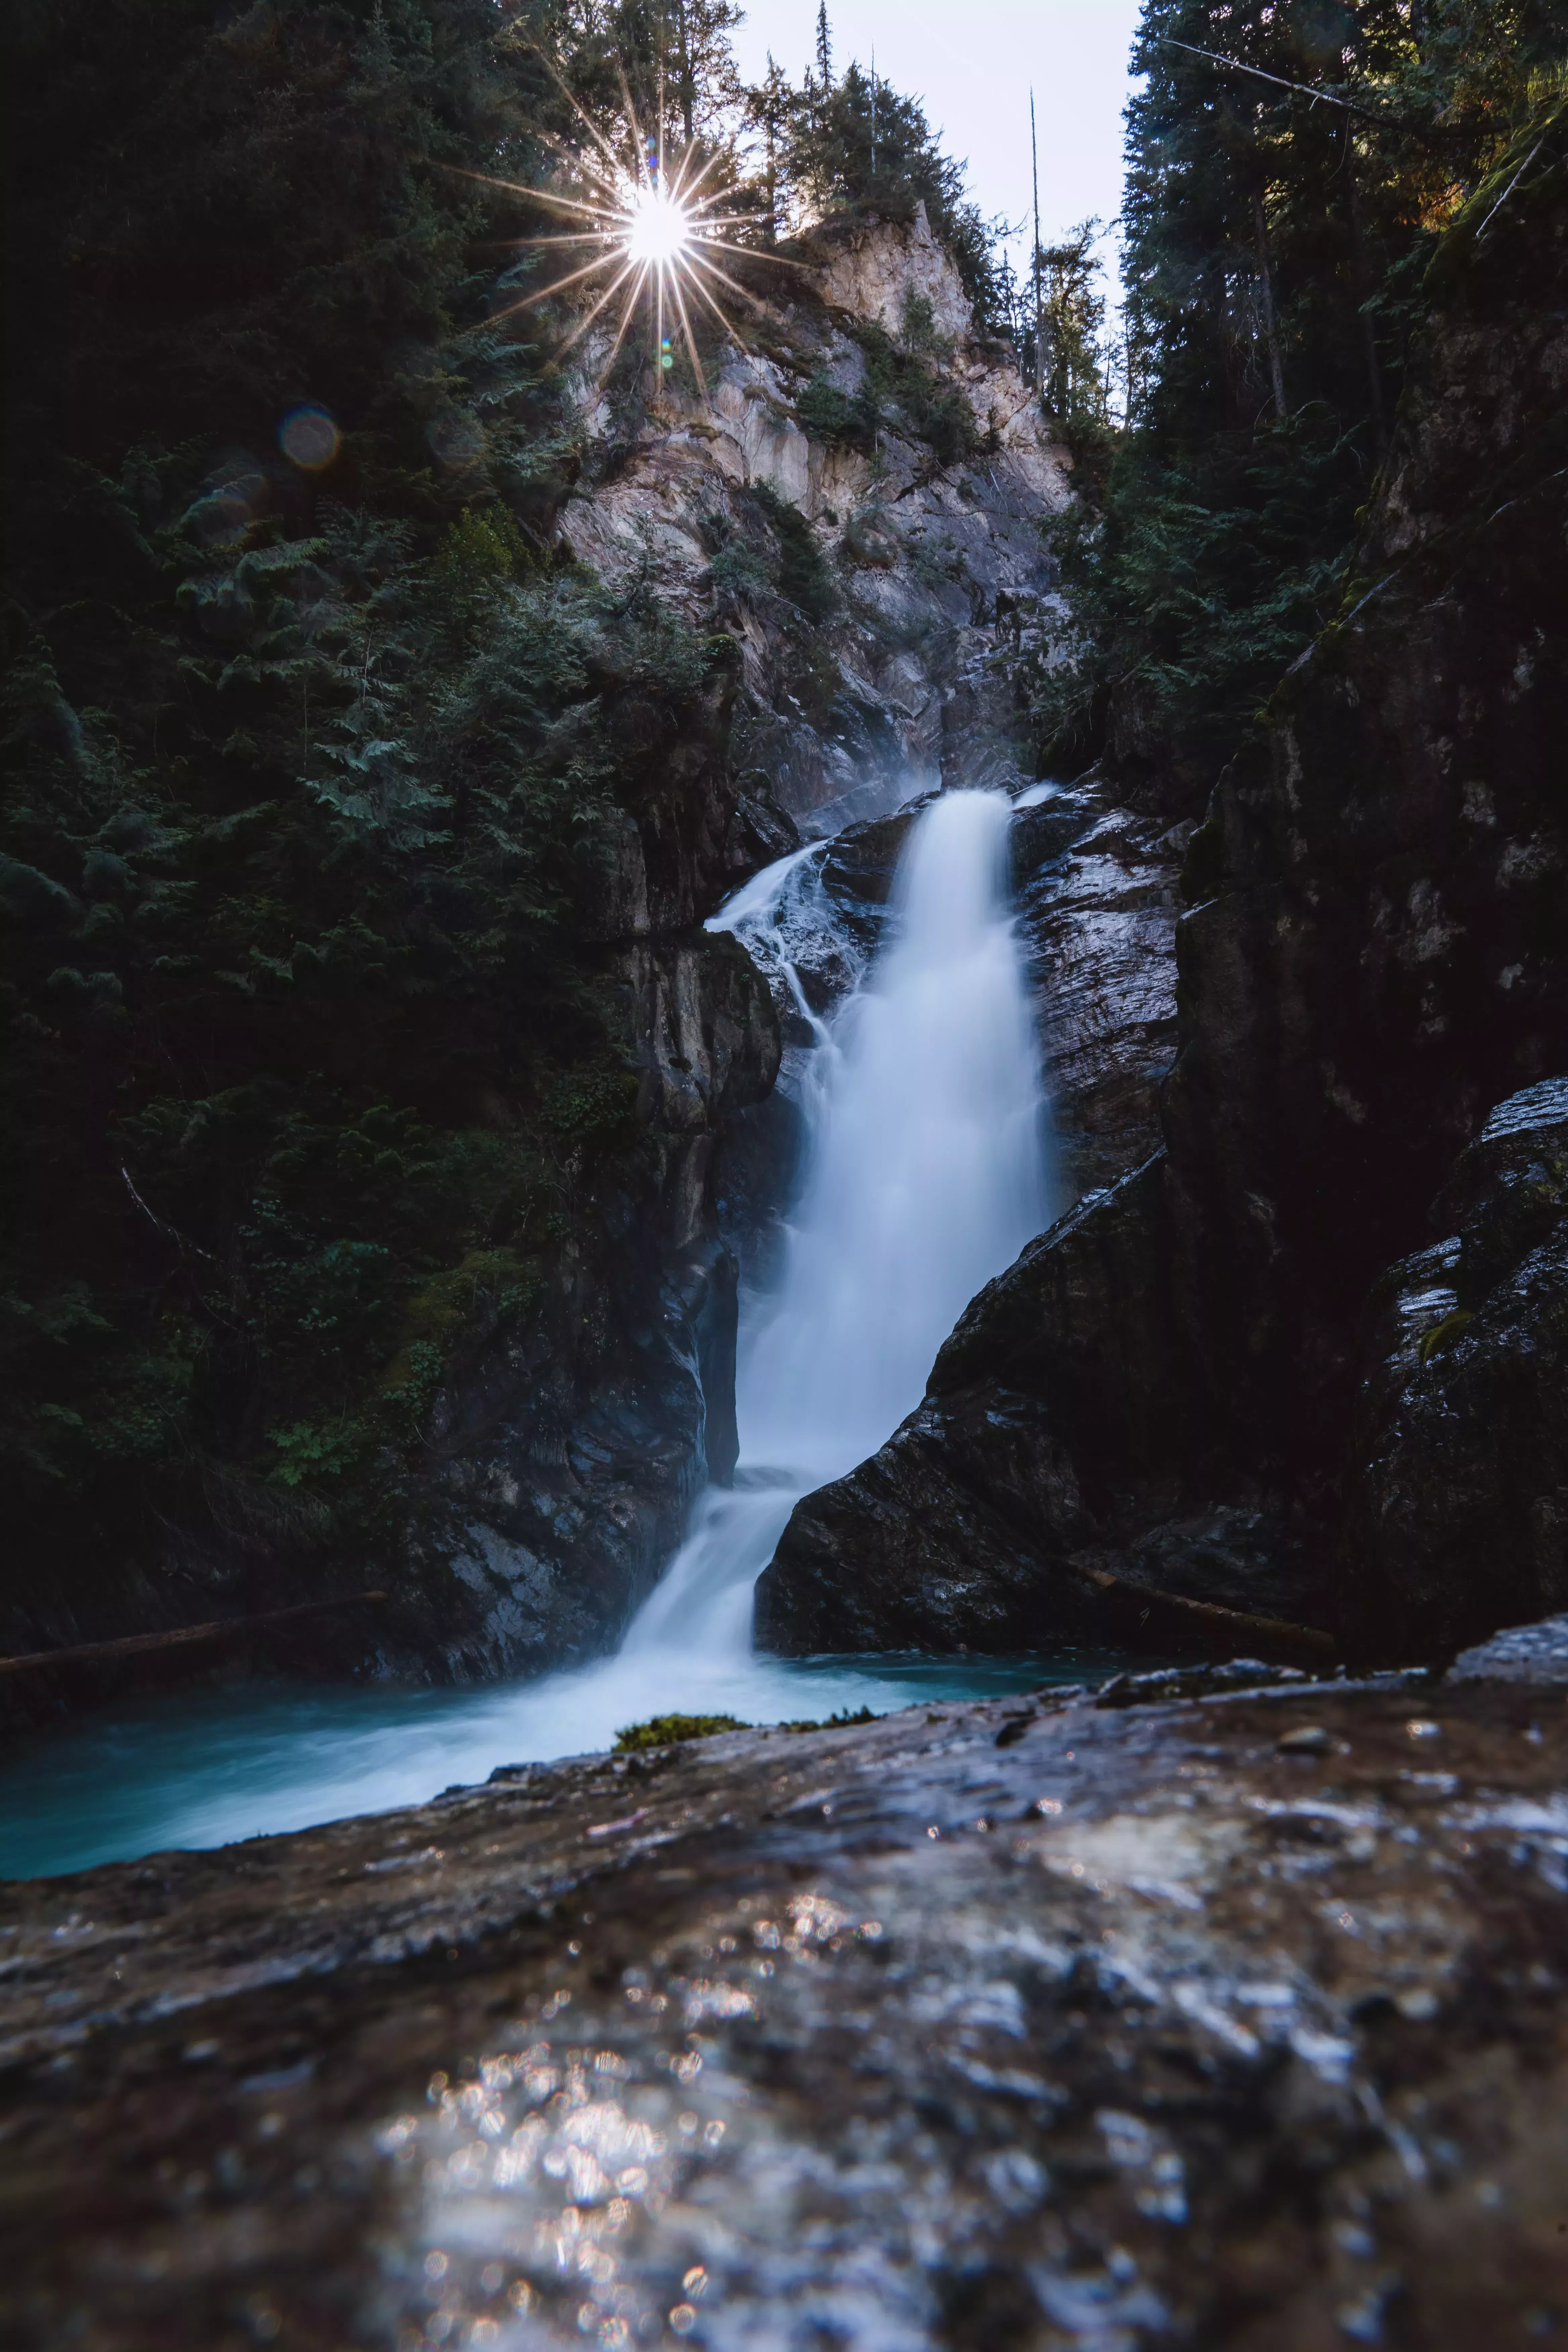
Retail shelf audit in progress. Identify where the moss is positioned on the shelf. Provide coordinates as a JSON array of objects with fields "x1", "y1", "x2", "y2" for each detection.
[
  {"x1": 1419, "y1": 1309, "x2": 1475, "y2": 1365},
  {"x1": 383, "y1": 1249, "x2": 543, "y2": 1384},
  {"x1": 778, "y1": 1705, "x2": 878, "y2": 1733},
  {"x1": 613, "y1": 1713, "x2": 750, "y2": 1752}
]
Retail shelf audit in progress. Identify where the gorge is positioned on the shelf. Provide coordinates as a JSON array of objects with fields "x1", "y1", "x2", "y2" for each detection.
[{"x1": 4, "y1": 0, "x2": 1568, "y2": 2341}]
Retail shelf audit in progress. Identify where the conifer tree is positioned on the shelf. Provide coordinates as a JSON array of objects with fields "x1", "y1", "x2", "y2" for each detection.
[
  {"x1": 1035, "y1": 0, "x2": 1568, "y2": 796},
  {"x1": 744, "y1": 53, "x2": 793, "y2": 244},
  {"x1": 1037, "y1": 221, "x2": 1110, "y2": 425}
]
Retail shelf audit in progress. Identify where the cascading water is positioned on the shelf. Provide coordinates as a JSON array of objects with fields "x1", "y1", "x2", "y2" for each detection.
[
  {"x1": 621, "y1": 788, "x2": 1047, "y2": 1670},
  {"x1": 0, "y1": 791, "x2": 1075, "y2": 1880}
]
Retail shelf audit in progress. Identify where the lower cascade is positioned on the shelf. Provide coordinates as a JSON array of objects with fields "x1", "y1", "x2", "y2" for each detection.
[
  {"x1": 0, "y1": 790, "x2": 1059, "y2": 1877},
  {"x1": 627, "y1": 785, "x2": 1049, "y2": 1666}
]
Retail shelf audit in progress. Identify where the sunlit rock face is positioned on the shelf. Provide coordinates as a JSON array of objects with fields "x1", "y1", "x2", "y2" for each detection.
[
  {"x1": 558, "y1": 215, "x2": 1073, "y2": 832},
  {"x1": 815, "y1": 199, "x2": 975, "y2": 343},
  {"x1": 6, "y1": 1658, "x2": 1568, "y2": 2346}
]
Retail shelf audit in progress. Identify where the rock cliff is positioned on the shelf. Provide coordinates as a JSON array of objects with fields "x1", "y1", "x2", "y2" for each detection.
[
  {"x1": 758, "y1": 143, "x2": 1568, "y2": 1668},
  {"x1": 560, "y1": 206, "x2": 1071, "y2": 827},
  {"x1": 400, "y1": 217, "x2": 1076, "y2": 1686}
]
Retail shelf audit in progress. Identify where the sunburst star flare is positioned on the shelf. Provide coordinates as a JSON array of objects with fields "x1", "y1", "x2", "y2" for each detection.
[{"x1": 454, "y1": 58, "x2": 807, "y2": 395}]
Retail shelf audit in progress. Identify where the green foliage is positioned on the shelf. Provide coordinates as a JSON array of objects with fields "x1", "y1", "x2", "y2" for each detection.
[
  {"x1": 778, "y1": 1704, "x2": 877, "y2": 1732},
  {"x1": 1035, "y1": 0, "x2": 1568, "y2": 795},
  {"x1": 1036, "y1": 405, "x2": 1368, "y2": 781},
  {"x1": 730, "y1": 42, "x2": 1011, "y2": 331},
  {"x1": 1034, "y1": 222, "x2": 1114, "y2": 432},
  {"x1": 839, "y1": 322, "x2": 981, "y2": 470},
  {"x1": 433, "y1": 504, "x2": 531, "y2": 615},
  {"x1": 749, "y1": 484, "x2": 839, "y2": 621},
  {"x1": 0, "y1": 0, "x2": 736, "y2": 1594},
  {"x1": 795, "y1": 374, "x2": 877, "y2": 454},
  {"x1": 708, "y1": 535, "x2": 774, "y2": 607},
  {"x1": 613, "y1": 1712, "x2": 750, "y2": 1751}
]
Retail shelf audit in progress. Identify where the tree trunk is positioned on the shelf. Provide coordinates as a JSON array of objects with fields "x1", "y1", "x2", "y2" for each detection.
[
  {"x1": 1344, "y1": 138, "x2": 1389, "y2": 462},
  {"x1": 1251, "y1": 187, "x2": 1288, "y2": 423},
  {"x1": 675, "y1": 0, "x2": 694, "y2": 143}
]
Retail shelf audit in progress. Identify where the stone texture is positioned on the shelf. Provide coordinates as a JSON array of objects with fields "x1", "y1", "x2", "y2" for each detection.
[
  {"x1": 814, "y1": 199, "x2": 975, "y2": 342},
  {"x1": 5, "y1": 1663, "x2": 1568, "y2": 2348},
  {"x1": 755, "y1": 1158, "x2": 1193, "y2": 1654},
  {"x1": 1342, "y1": 1078, "x2": 1568, "y2": 1663},
  {"x1": 557, "y1": 223, "x2": 1072, "y2": 831},
  {"x1": 1011, "y1": 781, "x2": 1185, "y2": 1201}
]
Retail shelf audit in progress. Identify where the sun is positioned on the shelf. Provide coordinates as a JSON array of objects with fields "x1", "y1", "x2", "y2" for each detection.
[
  {"x1": 625, "y1": 182, "x2": 692, "y2": 267},
  {"x1": 454, "y1": 56, "x2": 803, "y2": 395}
]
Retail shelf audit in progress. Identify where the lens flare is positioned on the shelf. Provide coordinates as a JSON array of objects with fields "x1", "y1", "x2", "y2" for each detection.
[
  {"x1": 278, "y1": 404, "x2": 340, "y2": 470},
  {"x1": 625, "y1": 183, "x2": 690, "y2": 266},
  {"x1": 447, "y1": 59, "x2": 808, "y2": 396}
]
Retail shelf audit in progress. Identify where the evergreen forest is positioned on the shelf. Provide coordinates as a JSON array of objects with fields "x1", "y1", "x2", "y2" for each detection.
[{"x1": 3, "y1": 0, "x2": 1566, "y2": 1640}]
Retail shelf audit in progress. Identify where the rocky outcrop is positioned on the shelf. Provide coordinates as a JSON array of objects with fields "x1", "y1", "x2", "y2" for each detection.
[
  {"x1": 710, "y1": 767, "x2": 1186, "y2": 1324},
  {"x1": 397, "y1": 942, "x2": 780, "y2": 1687},
  {"x1": 380, "y1": 675, "x2": 784, "y2": 1683},
  {"x1": 814, "y1": 199, "x2": 974, "y2": 342},
  {"x1": 1010, "y1": 779, "x2": 1186, "y2": 1201},
  {"x1": 759, "y1": 144, "x2": 1568, "y2": 1668},
  {"x1": 1343, "y1": 1077, "x2": 1568, "y2": 1662},
  {"x1": 9, "y1": 1654, "x2": 1568, "y2": 2348},
  {"x1": 755, "y1": 1155, "x2": 1199, "y2": 1653},
  {"x1": 559, "y1": 214, "x2": 1071, "y2": 830}
]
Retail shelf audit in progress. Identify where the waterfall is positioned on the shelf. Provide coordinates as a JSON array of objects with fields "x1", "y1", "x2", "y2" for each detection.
[
  {"x1": 735, "y1": 788, "x2": 1046, "y2": 1481},
  {"x1": 0, "y1": 790, "x2": 1059, "y2": 1876},
  {"x1": 620, "y1": 786, "x2": 1047, "y2": 1673}
]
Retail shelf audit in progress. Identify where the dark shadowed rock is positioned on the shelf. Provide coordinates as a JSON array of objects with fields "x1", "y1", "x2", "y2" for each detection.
[
  {"x1": 752, "y1": 1393, "x2": 1085, "y2": 1652},
  {"x1": 756, "y1": 1159, "x2": 1201, "y2": 1653},
  {"x1": 6, "y1": 1658, "x2": 1568, "y2": 2348},
  {"x1": 1343, "y1": 1077, "x2": 1568, "y2": 1662}
]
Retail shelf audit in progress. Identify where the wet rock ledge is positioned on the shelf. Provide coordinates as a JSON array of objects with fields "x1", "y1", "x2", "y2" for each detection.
[{"x1": 5, "y1": 1635, "x2": 1568, "y2": 2347}]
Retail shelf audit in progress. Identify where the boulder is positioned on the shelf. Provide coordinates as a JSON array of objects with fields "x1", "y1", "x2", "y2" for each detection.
[
  {"x1": 1343, "y1": 1077, "x2": 1568, "y2": 1661},
  {"x1": 755, "y1": 1157, "x2": 1197, "y2": 1652}
]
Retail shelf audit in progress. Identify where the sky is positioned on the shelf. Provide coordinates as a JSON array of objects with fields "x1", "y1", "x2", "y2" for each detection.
[{"x1": 730, "y1": 0, "x2": 1146, "y2": 298}]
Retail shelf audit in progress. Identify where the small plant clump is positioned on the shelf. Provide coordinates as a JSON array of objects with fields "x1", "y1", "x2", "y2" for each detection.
[
  {"x1": 612, "y1": 1713, "x2": 751, "y2": 1752},
  {"x1": 778, "y1": 1705, "x2": 878, "y2": 1734}
]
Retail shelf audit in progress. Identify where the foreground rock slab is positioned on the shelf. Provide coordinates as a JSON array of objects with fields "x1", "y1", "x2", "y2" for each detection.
[{"x1": 3, "y1": 1661, "x2": 1568, "y2": 2349}]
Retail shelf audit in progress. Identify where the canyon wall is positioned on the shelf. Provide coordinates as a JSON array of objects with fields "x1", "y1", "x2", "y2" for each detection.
[{"x1": 759, "y1": 149, "x2": 1568, "y2": 1667}]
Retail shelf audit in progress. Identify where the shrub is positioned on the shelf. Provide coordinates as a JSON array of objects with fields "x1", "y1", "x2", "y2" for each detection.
[{"x1": 613, "y1": 1713, "x2": 750, "y2": 1751}]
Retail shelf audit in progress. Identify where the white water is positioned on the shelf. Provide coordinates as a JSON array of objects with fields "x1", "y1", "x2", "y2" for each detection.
[
  {"x1": 591, "y1": 788, "x2": 1048, "y2": 1700},
  {"x1": 0, "y1": 790, "x2": 1077, "y2": 1881}
]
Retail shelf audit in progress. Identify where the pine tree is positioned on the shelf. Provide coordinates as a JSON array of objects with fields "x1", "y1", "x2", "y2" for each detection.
[
  {"x1": 744, "y1": 53, "x2": 794, "y2": 243},
  {"x1": 778, "y1": 58, "x2": 1008, "y2": 330},
  {"x1": 1034, "y1": 0, "x2": 1568, "y2": 795},
  {"x1": 815, "y1": 2, "x2": 833, "y2": 93},
  {"x1": 1037, "y1": 221, "x2": 1110, "y2": 425}
]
